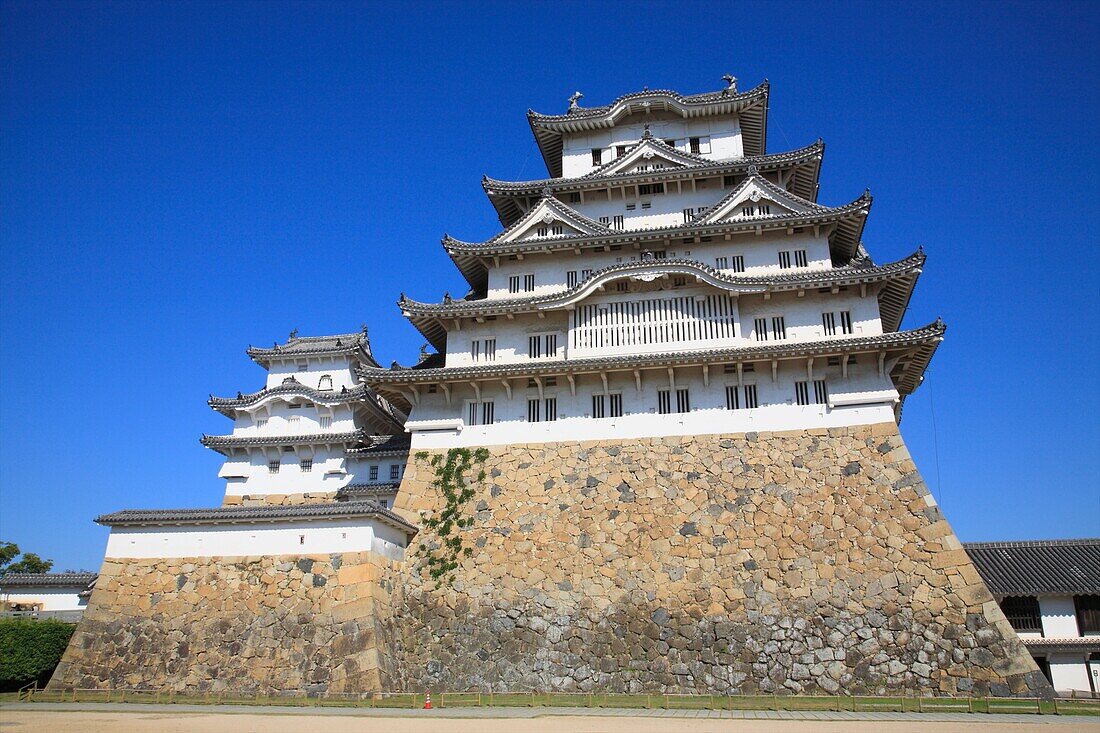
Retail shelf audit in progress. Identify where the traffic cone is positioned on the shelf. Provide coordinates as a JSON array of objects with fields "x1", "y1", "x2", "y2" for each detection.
[{"x1": 424, "y1": 690, "x2": 432, "y2": 709}]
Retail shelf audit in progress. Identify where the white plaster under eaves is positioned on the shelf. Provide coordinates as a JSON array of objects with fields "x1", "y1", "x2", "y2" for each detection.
[
  {"x1": 0, "y1": 589, "x2": 88, "y2": 612},
  {"x1": 104, "y1": 518, "x2": 409, "y2": 561}
]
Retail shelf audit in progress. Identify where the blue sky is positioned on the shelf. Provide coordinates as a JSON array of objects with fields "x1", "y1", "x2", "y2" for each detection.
[{"x1": 1, "y1": 1, "x2": 1097, "y2": 571}]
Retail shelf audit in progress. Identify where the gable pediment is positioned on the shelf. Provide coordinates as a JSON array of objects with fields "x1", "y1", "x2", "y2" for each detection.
[
  {"x1": 696, "y1": 173, "x2": 819, "y2": 225},
  {"x1": 493, "y1": 196, "x2": 610, "y2": 244},
  {"x1": 588, "y1": 137, "x2": 709, "y2": 178}
]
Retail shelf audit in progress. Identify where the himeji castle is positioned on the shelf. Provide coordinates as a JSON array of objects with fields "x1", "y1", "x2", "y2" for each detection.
[
  {"x1": 362, "y1": 77, "x2": 938, "y2": 449},
  {"x1": 52, "y1": 77, "x2": 1055, "y2": 699}
]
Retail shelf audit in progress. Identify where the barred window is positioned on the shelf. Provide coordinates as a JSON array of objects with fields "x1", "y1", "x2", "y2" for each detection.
[
  {"x1": 743, "y1": 384, "x2": 758, "y2": 408},
  {"x1": 318, "y1": 374, "x2": 333, "y2": 390},
  {"x1": 1000, "y1": 596, "x2": 1042, "y2": 633},
  {"x1": 689, "y1": 137, "x2": 701, "y2": 154},
  {"x1": 615, "y1": 145, "x2": 627, "y2": 158},
  {"x1": 731, "y1": 255, "x2": 745, "y2": 273},
  {"x1": 725, "y1": 385, "x2": 739, "y2": 410},
  {"x1": 523, "y1": 274, "x2": 535, "y2": 292},
  {"x1": 638, "y1": 183, "x2": 664, "y2": 196},
  {"x1": 794, "y1": 249, "x2": 808, "y2": 267},
  {"x1": 256, "y1": 418, "x2": 268, "y2": 429},
  {"x1": 778, "y1": 251, "x2": 792, "y2": 269},
  {"x1": 591, "y1": 394, "x2": 605, "y2": 419},
  {"x1": 544, "y1": 397, "x2": 557, "y2": 422},
  {"x1": 567, "y1": 270, "x2": 578, "y2": 288},
  {"x1": 537, "y1": 226, "x2": 548, "y2": 237},
  {"x1": 472, "y1": 339, "x2": 496, "y2": 362},
  {"x1": 612, "y1": 215, "x2": 624, "y2": 230},
  {"x1": 300, "y1": 458, "x2": 312, "y2": 473},
  {"x1": 771, "y1": 316, "x2": 786, "y2": 340},
  {"x1": 527, "y1": 398, "x2": 541, "y2": 422},
  {"x1": 795, "y1": 381, "x2": 810, "y2": 406},
  {"x1": 390, "y1": 464, "x2": 400, "y2": 480},
  {"x1": 552, "y1": 224, "x2": 563, "y2": 235},
  {"x1": 599, "y1": 216, "x2": 610, "y2": 226},
  {"x1": 482, "y1": 401, "x2": 495, "y2": 425},
  {"x1": 658, "y1": 389, "x2": 672, "y2": 414},
  {"x1": 754, "y1": 317, "x2": 769, "y2": 342},
  {"x1": 715, "y1": 256, "x2": 728, "y2": 269},
  {"x1": 319, "y1": 416, "x2": 332, "y2": 430},
  {"x1": 268, "y1": 460, "x2": 281, "y2": 474},
  {"x1": 1076, "y1": 595, "x2": 1100, "y2": 635},
  {"x1": 591, "y1": 148, "x2": 602, "y2": 166},
  {"x1": 369, "y1": 465, "x2": 378, "y2": 481},
  {"x1": 676, "y1": 388, "x2": 690, "y2": 413},
  {"x1": 840, "y1": 311, "x2": 853, "y2": 334},
  {"x1": 582, "y1": 268, "x2": 593, "y2": 279},
  {"x1": 569, "y1": 192, "x2": 581, "y2": 203},
  {"x1": 508, "y1": 275, "x2": 520, "y2": 293},
  {"x1": 822, "y1": 312, "x2": 837, "y2": 336},
  {"x1": 813, "y1": 379, "x2": 828, "y2": 405}
]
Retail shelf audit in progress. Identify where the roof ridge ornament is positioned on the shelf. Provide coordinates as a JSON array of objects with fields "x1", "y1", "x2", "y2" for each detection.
[
  {"x1": 722, "y1": 74, "x2": 738, "y2": 94},
  {"x1": 567, "y1": 91, "x2": 583, "y2": 114},
  {"x1": 748, "y1": 164, "x2": 759, "y2": 175},
  {"x1": 289, "y1": 328, "x2": 298, "y2": 340},
  {"x1": 643, "y1": 123, "x2": 652, "y2": 139}
]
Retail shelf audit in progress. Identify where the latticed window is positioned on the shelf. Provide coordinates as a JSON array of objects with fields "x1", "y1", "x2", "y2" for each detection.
[
  {"x1": 1000, "y1": 596, "x2": 1043, "y2": 633},
  {"x1": 369, "y1": 465, "x2": 378, "y2": 481},
  {"x1": 390, "y1": 464, "x2": 400, "y2": 480},
  {"x1": 1076, "y1": 595, "x2": 1100, "y2": 635},
  {"x1": 268, "y1": 460, "x2": 280, "y2": 474},
  {"x1": 299, "y1": 459, "x2": 312, "y2": 473}
]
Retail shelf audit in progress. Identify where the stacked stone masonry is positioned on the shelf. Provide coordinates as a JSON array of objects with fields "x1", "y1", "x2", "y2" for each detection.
[
  {"x1": 51, "y1": 551, "x2": 398, "y2": 694},
  {"x1": 386, "y1": 423, "x2": 1049, "y2": 697},
  {"x1": 52, "y1": 423, "x2": 1051, "y2": 697}
]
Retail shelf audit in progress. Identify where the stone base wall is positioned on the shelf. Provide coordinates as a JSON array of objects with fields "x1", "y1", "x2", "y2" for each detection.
[
  {"x1": 387, "y1": 423, "x2": 1050, "y2": 697},
  {"x1": 222, "y1": 492, "x2": 338, "y2": 507},
  {"x1": 49, "y1": 551, "x2": 397, "y2": 694}
]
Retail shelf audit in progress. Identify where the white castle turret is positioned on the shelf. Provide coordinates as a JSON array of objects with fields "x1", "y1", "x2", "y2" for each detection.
[
  {"x1": 204, "y1": 327, "x2": 409, "y2": 507},
  {"x1": 360, "y1": 80, "x2": 940, "y2": 449}
]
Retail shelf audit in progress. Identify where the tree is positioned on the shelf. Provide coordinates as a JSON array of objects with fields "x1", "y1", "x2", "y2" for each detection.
[{"x1": 0, "y1": 542, "x2": 53, "y2": 576}]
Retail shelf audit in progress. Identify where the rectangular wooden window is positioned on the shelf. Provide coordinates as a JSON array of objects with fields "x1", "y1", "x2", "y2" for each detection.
[
  {"x1": 682, "y1": 208, "x2": 695, "y2": 223},
  {"x1": 569, "y1": 192, "x2": 581, "y2": 203},
  {"x1": 552, "y1": 224, "x2": 563, "y2": 235},
  {"x1": 268, "y1": 460, "x2": 280, "y2": 474},
  {"x1": 638, "y1": 183, "x2": 664, "y2": 196},
  {"x1": 544, "y1": 334, "x2": 557, "y2": 357},
  {"x1": 544, "y1": 397, "x2": 557, "y2": 422},
  {"x1": 537, "y1": 226, "x2": 548, "y2": 237},
  {"x1": 1000, "y1": 596, "x2": 1043, "y2": 634},
  {"x1": 319, "y1": 416, "x2": 332, "y2": 430},
  {"x1": 481, "y1": 401, "x2": 495, "y2": 425},
  {"x1": 609, "y1": 393, "x2": 623, "y2": 418},
  {"x1": 822, "y1": 312, "x2": 837, "y2": 336},
  {"x1": 813, "y1": 379, "x2": 829, "y2": 405},
  {"x1": 715, "y1": 256, "x2": 728, "y2": 269},
  {"x1": 754, "y1": 317, "x2": 769, "y2": 342},
  {"x1": 300, "y1": 459, "x2": 312, "y2": 473},
  {"x1": 725, "y1": 385, "x2": 739, "y2": 410},
  {"x1": 591, "y1": 148, "x2": 602, "y2": 166},
  {"x1": 676, "y1": 388, "x2": 690, "y2": 413},
  {"x1": 508, "y1": 275, "x2": 520, "y2": 293},
  {"x1": 591, "y1": 394, "x2": 605, "y2": 419},
  {"x1": 731, "y1": 255, "x2": 745, "y2": 273},
  {"x1": 467, "y1": 401, "x2": 478, "y2": 425},
  {"x1": 1076, "y1": 595, "x2": 1100, "y2": 635},
  {"x1": 567, "y1": 270, "x2": 578, "y2": 288},
  {"x1": 657, "y1": 389, "x2": 671, "y2": 414},
  {"x1": 795, "y1": 381, "x2": 810, "y2": 406},
  {"x1": 840, "y1": 311, "x2": 853, "y2": 334},
  {"x1": 390, "y1": 464, "x2": 400, "y2": 480},
  {"x1": 485, "y1": 339, "x2": 496, "y2": 361},
  {"x1": 795, "y1": 249, "x2": 808, "y2": 267},
  {"x1": 771, "y1": 316, "x2": 786, "y2": 340},
  {"x1": 616, "y1": 145, "x2": 627, "y2": 158},
  {"x1": 528, "y1": 335, "x2": 541, "y2": 359},
  {"x1": 369, "y1": 465, "x2": 378, "y2": 481},
  {"x1": 527, "y1": 397, "x2": 540, "y2": 422},
  {"x1": 612, "y1": 215, "x2": 624, "y2": 230},
  {"x1": 689, "y1": 137, "x2": 701, "y2": 154},
  {"x1": 599, "y1": 216, "x2": 609, "y2": 226},
  {"x1": 523, "y1": 274, "x2": 535, "y2": 292},
  {"x1": 743, "y1": 384, "x2": 758, "y2": 408},
  {"x1": 778, "y1": 251, "x2": 792, "y2": 269}
]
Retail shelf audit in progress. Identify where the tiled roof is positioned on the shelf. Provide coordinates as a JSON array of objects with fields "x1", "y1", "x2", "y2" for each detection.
[
  {"x1": 336, "y1": 482, "x2": 401, "y2": 500},
  {"x1": 0, "y1": 572, "x2": 97, "y2": 588},
  {"x1": 1021, "y1": 638, "x2": 1100, "y2": 652},
  {"x1": 964, "y1": 539, "x2": 1100, "y2": 596},
  {"x1": 200, "y1": 430, "x2": 370, "y2": 455},
  {"x1": 401, "y1": 253, "x2": 923, "y2": 352},
  {"x1": 96, "y1": 501, "x2": 418, "y2": 536},
  {"x1": 206, "y1": 379, "x2": 407, "y2": 431},
  {"x1": 345, "y1": 434, "x2": 411, "y2": 457},
  {"x1": 363, "y1": 321, "x2": 945, "y2": 417},
  {"x1": 443, "y1": 192, "x2": 870, "y2": 292},
  {"x1": 527, "y1": 81, "x2": 769, "y2": 177},
  {"x1": 483, "y1": 141, "x2": 825, "y2": 227},
  {"x1": 246, "y1": 328, "x2": 376, "y2": 368}
]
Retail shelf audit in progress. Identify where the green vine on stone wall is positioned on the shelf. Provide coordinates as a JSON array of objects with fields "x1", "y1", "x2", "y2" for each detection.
[{"x1": 414, "y1": 447, "x2": 489, "y2": 589}]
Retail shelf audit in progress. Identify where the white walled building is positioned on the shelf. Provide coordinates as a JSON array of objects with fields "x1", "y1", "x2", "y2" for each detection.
[
  {"x1": 967, "y1": 539, "x2": 1100, "y2": 695},
  {"x1": 0, "y1": 572, "x2": 96, "y2": 621},
  {"x1": 205, "y1": 328, "x2": 409, "y2": 507},
  {"x1": 360, "y1": 79, "x2": 941, "y2": 448}
]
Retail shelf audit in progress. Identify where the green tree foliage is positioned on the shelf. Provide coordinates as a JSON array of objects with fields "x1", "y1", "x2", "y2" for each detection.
[
  {"x1": 0, "y1": 541, "x2": 54, "y2": 576},
  {"x1": 0, "y1": 618, "x2": 74, "y2": 690}
]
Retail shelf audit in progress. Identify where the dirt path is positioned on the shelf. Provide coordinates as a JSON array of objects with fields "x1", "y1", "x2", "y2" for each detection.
[{"x1": 2, "y1": 708, "x2": 1099, "y2": 733}]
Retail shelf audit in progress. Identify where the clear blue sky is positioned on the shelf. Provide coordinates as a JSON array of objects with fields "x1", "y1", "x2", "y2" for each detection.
[{"x1": 2, "y1": 1, "x2": 1097, "y2": 571}]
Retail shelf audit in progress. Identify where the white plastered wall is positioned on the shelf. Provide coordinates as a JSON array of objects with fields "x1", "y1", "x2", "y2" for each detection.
[{"x1": 1, "y1": 589, "x2": 87, "y2": 612}]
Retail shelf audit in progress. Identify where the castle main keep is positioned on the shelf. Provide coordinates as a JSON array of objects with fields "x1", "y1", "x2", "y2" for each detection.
[{"x1": 51, "y1": 77, "x2": 1052, "y2": 697}]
